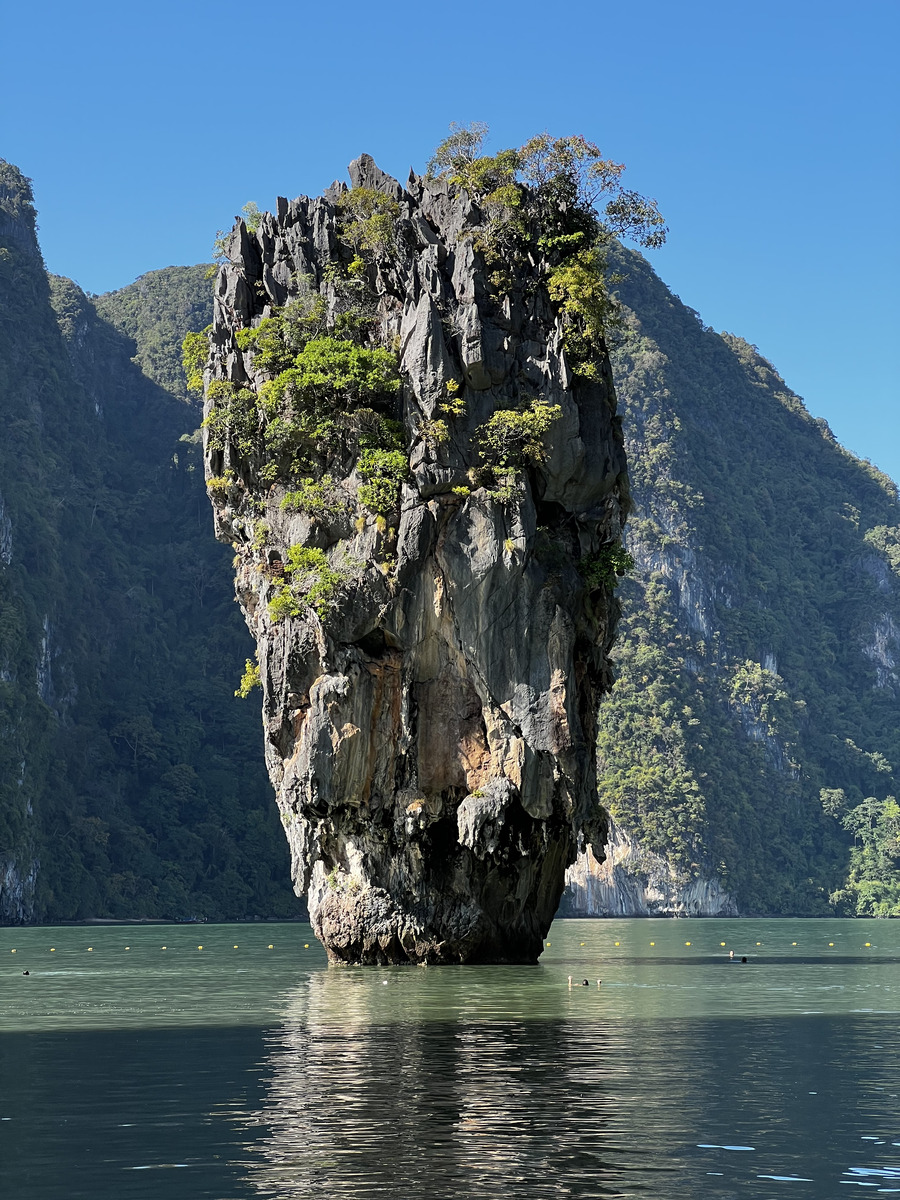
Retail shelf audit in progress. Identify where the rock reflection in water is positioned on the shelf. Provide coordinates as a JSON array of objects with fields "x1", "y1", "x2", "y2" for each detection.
[
  {"x1": 238, "y1": 971, "x2": 673, "y2": 1198},
  {"x1": 233, "y1": 961, "x2": 900, "y2": 1197}
]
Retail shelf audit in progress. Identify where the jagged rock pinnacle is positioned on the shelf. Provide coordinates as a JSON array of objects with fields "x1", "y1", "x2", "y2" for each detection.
[{"x1": 202, "y1": 155, "x2": 628, "y2": 963}]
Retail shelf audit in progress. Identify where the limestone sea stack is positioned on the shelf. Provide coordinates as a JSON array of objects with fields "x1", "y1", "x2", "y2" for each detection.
[{"x1": 200, "y1": 152, "x2": 630, "y2": 963}]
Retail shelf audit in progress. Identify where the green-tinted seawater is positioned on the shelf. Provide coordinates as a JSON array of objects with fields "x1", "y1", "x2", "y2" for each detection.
[{"x1": 2, "y1": 918, "x2": 899, "y2": 1197}]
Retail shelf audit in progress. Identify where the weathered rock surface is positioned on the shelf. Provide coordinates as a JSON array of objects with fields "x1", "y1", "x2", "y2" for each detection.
[
  {"x1": 561, "y1": 817, "x2": 738, "y2": 917},
  {"x1": 204, "y1": 156, "x2": 629, "y2": 963}
]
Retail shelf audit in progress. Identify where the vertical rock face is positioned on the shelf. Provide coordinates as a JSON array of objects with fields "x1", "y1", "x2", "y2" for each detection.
[
  {"x1": 562, "y1": 245, "x2": 900, "y2": 917},
  {"x1": 204, "y1": 156, "x2": 629, "y2": 963},
  {"x1": 561, "y1": 818, "x2": 738, "y2": 917}
]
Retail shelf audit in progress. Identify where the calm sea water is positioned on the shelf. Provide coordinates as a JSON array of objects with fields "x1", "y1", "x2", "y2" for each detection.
[{"x1": 2, "y1": 918, "x2": 899, "y2": 1199}]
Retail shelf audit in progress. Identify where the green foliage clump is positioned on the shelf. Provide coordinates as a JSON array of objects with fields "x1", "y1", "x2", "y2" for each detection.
[
  {"x1": 252, "y1": 336, "x2": 400, "y2": 481},
  {"x1": 268, "y1": 544, "x2": 349, "y2": 622},
  {"x1": 201, "y1": 381, "x2": 260, "y2": 456},
  {"x1": 234, "y1": 659, "x2": 261, "y2": 698},
  {"x1": 281, "y1": 475, "x2": 344, "y2": 520},
  {"x1": 422, "y1": 379, "x2": 465, "y2": 448},
  {"x1": 182, "y1": 328, "x2": 210, "y2": 395},
  {"x1": 428, "y1": 123, "x2": 666, "y2": 366},
  {"x1": 582, "y1": 544, "x2": 635, "y2": 590},
  {"x1": 728, "y1": 660, "x2": 799, "y2": 743},
  {"x1": 251, "y1": 519, "x2": 269, "y2": 550},
  {"x1": 235, "y1": 290, "x2": 328, "y2": 374},
  {"x1": 262, "y1": 336, "x2": 400, "y2": 413},
  {"x1": 547, "y1": 246, "x2": 616, "y2": 378},
  {"x1": 356, "y1": 448, "x2": 407, "y2": 515},
  {"x1": 206, "y1": 470, "x2": 235, "y2": 502},
  {"x1": 439, "y1": 378, "x2": 465, "y2": 418},
  {"x1": 476, "y1": 400, "x2": 561, "y2": 471},
  {"x1": 832, "y1": 795, "x2": 900, "y2": 915},
  {"x1": 202, "y1": 303, "x2": 402, "y2": 481},
  {"x1": 337, "y1": 187, "x2": 401, "y2": 258},
  {"x1": 422, "y1": 418, "x2": 449, "y2": 446}
]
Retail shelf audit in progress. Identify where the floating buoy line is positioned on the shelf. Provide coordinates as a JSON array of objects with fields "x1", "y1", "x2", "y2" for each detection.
[
  {"x1": 6, "y1": 941, "x2": 299, "y2": 955},
  {"x1": 4, "y1": 938, "x2": 883, "y2": 960}
]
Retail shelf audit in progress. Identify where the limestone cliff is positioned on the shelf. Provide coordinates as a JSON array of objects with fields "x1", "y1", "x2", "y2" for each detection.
[
  {"x1": 203, "y1": 156, "x2": 629, "y2": 962},
  {"x1": 561, "y1": 817, "x2": 737, "y2": 917},
  {"x1": 562, "y1": 244, "x2": 900, "y2": 917},
  {"x1": 0, "y1": 158, "x2": 292, "y2": 924}
]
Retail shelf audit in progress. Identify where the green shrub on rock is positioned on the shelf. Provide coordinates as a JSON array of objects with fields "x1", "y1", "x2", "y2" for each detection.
[
  {"x1": 356, "y1": 449, "x2": 407, "y2": 515},
  {"x1": 281, "y1": 476, "x2": 344, "y2": 520},
  {"x1": 267, "y1": 544, "x2": 360, "y2": 623},
  {"x1": 476, "y1": 399, "x2": 561, "y2": 471},
  {"x1": 202, "y1": 381, "x2": 260, "y2": 456},
  {"x1": 234, "y1": 659, "x2": 261, "y2": 698},
  {"x1": 337, "y1": 187, "x2": 401, "y2": 258},
  {"x1": 261, "y1": 337, "x2": 399, "y2": 416},
  {"x1": 182, "y1": 328, "x2": 211, "y2": 395},
  {"x1": 582, "y1": 544, "x2": 635, "y2": 591}
]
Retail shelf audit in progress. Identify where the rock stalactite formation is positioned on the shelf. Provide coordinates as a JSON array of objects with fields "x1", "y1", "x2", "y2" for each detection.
[
  {"x1": 203, "y1": 156, "x2": 630, "y2": 963},
  {"x1": 562, "y1": 818, "x2": 738, "y2": 917}
]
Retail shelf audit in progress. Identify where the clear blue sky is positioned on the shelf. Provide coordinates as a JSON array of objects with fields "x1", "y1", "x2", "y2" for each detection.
[{"x1": 3, "y1": 0, "x2": 898, "y2": 482}]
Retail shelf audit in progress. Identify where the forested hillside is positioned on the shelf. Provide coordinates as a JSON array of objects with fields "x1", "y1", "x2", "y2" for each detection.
[
  {"x1": 0, "y1": 161, "x2": 293, "y2": 922},
  {"x1": 577, "y1": 245, "x2": 900, "y2": 916}
]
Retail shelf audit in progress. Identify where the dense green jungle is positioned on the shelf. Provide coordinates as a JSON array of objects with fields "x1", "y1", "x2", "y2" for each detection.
[
  {"x1": 0, "y1": 157, "x2": 898, "y2": 923},
  {"x1": 602, "y1": 244, "x2": 900, "y2": 916},
  {"x1": 0, "y1": 161, "x2": 294, "y2": 922}
]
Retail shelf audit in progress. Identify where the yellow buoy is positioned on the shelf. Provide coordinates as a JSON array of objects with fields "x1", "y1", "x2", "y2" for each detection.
[
  {"x1": 88, "y1": 947, "x2": 93, "y2": 952},
  {"x1": 685, "y1": 941, "x2": 691, "y2": 946},
  {"x1": 198, "y1": 946, "x2": 203, "y2": 950},
  {"x1": 234, "y1": 945, "x2": 238, "y2": 949},
  {"x1": 304, "y1": 943, "x2": 309, "y2": 948},
  {"x1": 10, "y1": 949, "x2": 15, "y2": 954},
  {"x1": 720, "y1": 942, "x2": 726, "y2": 946},
  {"x1": 580, "y1": 942, "x2": 585, "y2": 946},
  {"x1": 546, "y1": 942, "x2": 551, "y2": 947},
  {"x1": 614, "y1": 941, "x2": 620, "y2": 946},
  {"x1": 865, "y1": 942, "x2": 871, "y2": 947},
  {"x1": 829, "y1": 942, "x2": 834, "y2": 947},
  {"x1": 756, "y1": 942, "x2": 761, "y2": 946},
  {"x1": 650, "y1": 941, "x2": 655, "y2": 946},
  {"x1": 268, "y1": 944, "x2": 274, "y2": 949},
  {"x1": 125, "y1": 946, "x2": 130, "y2": 951},
  {"x1": 50, "y1": 948, "x2": 55, "y2": 952},
  {"x1": 792, "y1": 942, "x2": 797, "y2": 946},
  {"x1": 161, "y1": 947, "x2": 166, "y2": 951}
]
